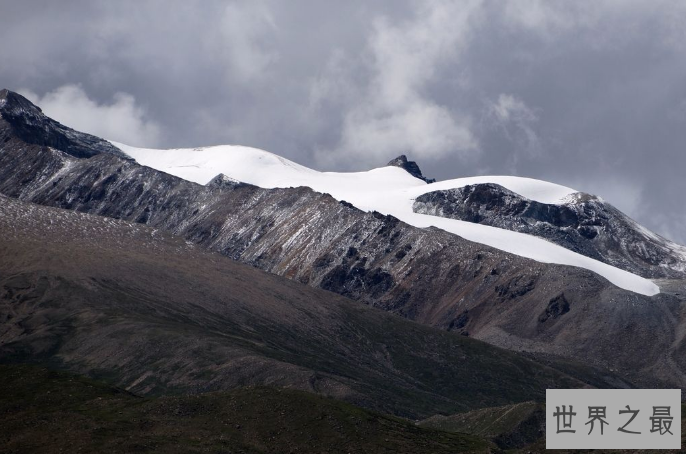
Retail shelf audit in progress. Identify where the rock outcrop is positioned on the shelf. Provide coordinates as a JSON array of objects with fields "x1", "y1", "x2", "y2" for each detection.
[
  {"x1": 414, "y1": 183, "x2": 686, "y2": 279},
  {"x1": 387, "y1": 154, "x2": 435, "y2": 183}
]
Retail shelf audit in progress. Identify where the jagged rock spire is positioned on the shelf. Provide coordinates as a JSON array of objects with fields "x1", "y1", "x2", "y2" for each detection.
[{"x1": 386, "y1": 155, "x2": 435, "y2": 183}]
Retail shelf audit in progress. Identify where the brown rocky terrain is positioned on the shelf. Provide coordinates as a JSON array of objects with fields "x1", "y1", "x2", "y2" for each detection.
[{"x1": 1, "y1": 194, "x2": 607, "y2": 419}]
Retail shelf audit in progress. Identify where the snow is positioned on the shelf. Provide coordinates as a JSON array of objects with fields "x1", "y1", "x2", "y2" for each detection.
[
  {"x1": 411, "y1": 176, "x2": 576, "y2": 204},
  {"x1": 114, "y1": 141, "x2": 660, "y2": 296}
]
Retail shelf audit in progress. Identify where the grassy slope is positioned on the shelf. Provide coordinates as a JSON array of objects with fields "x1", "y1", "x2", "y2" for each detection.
[{"x1": 0, "y1": 364, "x2": 490, "y2": 454}]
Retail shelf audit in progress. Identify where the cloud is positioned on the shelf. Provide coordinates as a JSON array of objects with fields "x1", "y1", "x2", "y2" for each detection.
[
  {"x1": 313, "y1": 0, "x2": 481, "y2": 167},
  {"x1": 485, "y1": 94, "x2": 542, "y2": 167},
  {"x1": 3, "y1": 1, "x2": 686, "y2": 243},
  {"x1": 652, "y1": 213, "x2": 686, "y2": 246},
  {"x1": 501, "y1": 0, "x2": 686, "y2": 52},
  {"x1": 19, "y1": 84, "x2": 161, "y2": 147},
  {"x1": 218, "y1": 2, "x2": 278, "y2": 81}
]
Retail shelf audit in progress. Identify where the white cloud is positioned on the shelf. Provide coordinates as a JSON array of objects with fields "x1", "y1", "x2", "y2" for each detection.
[
  {"x1": 340, "y1": 102, "x2": 476, "y2": 162},
  {"x1": 19, "y1": 85, "x2": 161, "y2": 147},
  {"x1": 501, "y1": 0, "x2": 686, "y2": 52},
  {"x1": 218, "y1": 2, "x2": 278, "y2": 81},
  {"x1": 486, "y1": 93, "x2": 542, "y2": 163},
  {"x1": 502, "y1": 1, "x2": 580, "y2": 37},
  {"x1": 313, "y1": 0, "x2": 482, "y2": 167}
]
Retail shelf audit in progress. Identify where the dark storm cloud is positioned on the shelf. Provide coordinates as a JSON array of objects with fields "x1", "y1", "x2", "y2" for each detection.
[{"x1": 1, "y1": 1, "x2": 685, "y2": 244}]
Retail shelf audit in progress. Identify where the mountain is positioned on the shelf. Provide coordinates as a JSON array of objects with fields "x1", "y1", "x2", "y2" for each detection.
[
  {"x1": 112, "y1": 136, "x2": 686, "y2": 284},
  {"x1": 414, "y1": 183, "x2": 686, "y2": 279},
  {"x1": 1, "y1": 193, "x2": 602, "y2": 419},
  {"x1": 1, "y1": 89, "x2": 685, "y2": 391},
  {"x1": 0, "y1": 89, "x2": 128, "y2": 160},
  {"x1": 114, "y1": 139, "x2": 661, "y2": 294}
]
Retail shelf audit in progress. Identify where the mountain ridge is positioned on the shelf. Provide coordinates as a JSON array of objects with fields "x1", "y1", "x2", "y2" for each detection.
[
  {"x1": 0, "y1": 193, "x2": 605, "y2": 418},
  {"x1": 112, "y1": 131, "x2": 684, "y2": 286},
  {"x1": 415, "y1": 183, "x2": 686, "y2": 279},
  {"x1": 1, "y1": 89, "x2": 685, "y2": 391}
]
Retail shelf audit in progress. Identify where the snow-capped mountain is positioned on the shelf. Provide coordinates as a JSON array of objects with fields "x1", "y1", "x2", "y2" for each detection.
[
  {"x1": 115, "y1": 140, "x2": 686, "y2": 295},
  {"x1": 2, "y1": 89, "x2": 686, "y2": 390}
]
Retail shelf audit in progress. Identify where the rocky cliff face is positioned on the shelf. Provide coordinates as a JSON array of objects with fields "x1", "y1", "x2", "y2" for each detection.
[
  {"x1": 1, "y1": 90, "x2": 685, "y2": 389},
  {"x1": 414, "y1": 183, "x2": 686, "y2": 279}
]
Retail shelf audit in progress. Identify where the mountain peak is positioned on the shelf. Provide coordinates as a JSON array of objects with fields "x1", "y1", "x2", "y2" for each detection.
[
  {"x1": 387, "y1": 155, "x2": 435, "y2": 183},
  {"x1": 0, "y1": 88, "x2": 43, "y2": 114},
  {"x1": 0, "y1": 88, "x2": 129, "y2": 160}
]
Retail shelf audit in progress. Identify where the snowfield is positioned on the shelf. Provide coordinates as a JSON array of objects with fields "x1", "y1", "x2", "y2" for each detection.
[{"x1": 114, "y1": 141, "x2": 660, "y2": 296}]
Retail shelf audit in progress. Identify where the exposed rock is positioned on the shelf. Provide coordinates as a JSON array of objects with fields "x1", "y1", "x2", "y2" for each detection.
[
  {"x1": 538, "y1": 294, "x2": 570, "y2": 323},
  {"x1": 206, "y1": 173, "x2": 255, "y2": 190},
  {"x1": 414, "y1": 183, "x2": 686, "y2": 279},
  {"x1": 387, "y1": 155, "x2": 436, "y2": 183}
]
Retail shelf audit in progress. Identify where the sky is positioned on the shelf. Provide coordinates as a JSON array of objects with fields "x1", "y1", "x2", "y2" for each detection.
[{"x1": 1, "y1": 0, "x2": 685, "y2": 244}]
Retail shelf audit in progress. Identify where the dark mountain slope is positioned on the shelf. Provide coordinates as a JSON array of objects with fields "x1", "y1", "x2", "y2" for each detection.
[
  {"x1": 0, "y1": 364, "x2": 491, "y2": 454},
  {"x1": 0, "y1": 194, "x2": 600, "y2": 418},
  {"x1": 414, "y1": 183, "x2": 686, "y2": 279},
  {"x1": 1, "y1": 90, "x2": 684, "y2": 390}
]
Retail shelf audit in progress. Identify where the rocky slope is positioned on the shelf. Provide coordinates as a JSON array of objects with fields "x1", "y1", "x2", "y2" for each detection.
[
  {"x1": 414, "y1": 183, "x2": 686, "y2": 279},
  {"x1": 0, "y1": 194, "x2": 600, "y2": 418},
  {"x1": 1, "y1": 89, "x2": 685, "y2": 390}
]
